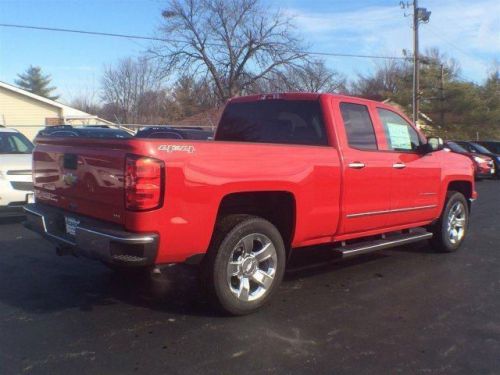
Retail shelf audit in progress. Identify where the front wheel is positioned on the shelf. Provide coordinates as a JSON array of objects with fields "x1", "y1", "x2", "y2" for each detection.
[
  {"x1": 202, "y1": 215, "x2": 286, "y2": 315},
  {"x1": 429, "y1": 191, "x2": 469, "y2": 252}
]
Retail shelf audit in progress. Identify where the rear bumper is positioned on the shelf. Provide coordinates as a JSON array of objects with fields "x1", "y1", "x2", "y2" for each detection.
[{"x1": 24, "y1": 203, "x2": 159, "y2": 267}]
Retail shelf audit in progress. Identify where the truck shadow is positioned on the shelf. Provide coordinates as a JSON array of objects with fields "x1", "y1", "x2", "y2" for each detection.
[{"x1": 0, "y1": 235, "x2": 432, "y2": 318}]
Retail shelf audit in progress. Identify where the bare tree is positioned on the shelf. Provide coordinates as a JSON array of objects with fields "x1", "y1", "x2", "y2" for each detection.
[
  {"x1": 136, "y1": 90, "x2": 170, "y2": 124},
  {"x1": 152, "y1": 0, "x2": 306, "y2": 102},
  {"x1": 351, "y1": 60, "x2": 411, "y2": 101},
  {"x1": 254, "y1": 59, "x2": 346, "y2": 94},
  {"x1": 101, "y1": 56, "x2": 165, "y2": 123},
  {"x1": 70, "y1": 87, "x2": 101, "y2": 115}
]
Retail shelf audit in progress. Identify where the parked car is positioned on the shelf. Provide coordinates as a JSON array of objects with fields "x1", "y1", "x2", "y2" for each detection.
[
  {"x1": 0, "y1": 127, "x2": 34, "y2": 217},
  {"x1": 135, "y1": 126, "x2": 213, "y2": 140},
  {"x1": 37, "y1": 125, "x2": 132, "y2": 139},
  {"x1": 444, "y1": 141, "x2": 495, "y2": 179},
  {"x1": 476, "y1": 141, "x2": 500, "y2": 155},
  {"x1": 25, "y1": 93, "x2": 475, "y2": 315},
  {"x1": 454, "y1": 141, "x2": 499, "y2": 178}
]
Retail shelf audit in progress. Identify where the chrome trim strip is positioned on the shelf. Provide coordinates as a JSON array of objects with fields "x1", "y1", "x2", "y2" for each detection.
[
  {"x1": 46, "y1": 232, "x2": 76, "y2": 246},
  {"x1": 77, "y1": 227, "x2": 156, "y2": 243},
  {"x1": 23, "y1": 206, "x2": 48, "y2": 232},
  {"x1": 347, "y1": 204, "x2": 438, "y2": 218},
  {"x1": 6, "y1": 170, "x2": 32, "y2": 176},
  {"x1": 24, "y1": 206, "x2": 155, "y2": 244}
]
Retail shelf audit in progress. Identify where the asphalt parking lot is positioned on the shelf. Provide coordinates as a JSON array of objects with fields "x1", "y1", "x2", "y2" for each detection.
[{"x1": 1, "y1": 181, "x2": 499, "y2": 375}]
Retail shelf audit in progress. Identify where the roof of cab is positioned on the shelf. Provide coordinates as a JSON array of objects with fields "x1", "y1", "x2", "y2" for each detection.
[{"x1": 227, "y1": 92, "x2": 388, "y2": 106}]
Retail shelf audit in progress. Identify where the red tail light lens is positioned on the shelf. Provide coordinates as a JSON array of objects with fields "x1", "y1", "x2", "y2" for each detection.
[{"x1": 125, "y1": 155, "x2": 164, "y2": 211}]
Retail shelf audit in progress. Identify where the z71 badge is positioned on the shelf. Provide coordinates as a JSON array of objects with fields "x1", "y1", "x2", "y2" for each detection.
[{"x1": 158, "y1": 144, "x2": 196, "y2": 153}]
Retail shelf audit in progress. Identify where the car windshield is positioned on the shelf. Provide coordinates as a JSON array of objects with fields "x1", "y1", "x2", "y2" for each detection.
[
  {"x1": 487, "y1": 143, "x2": 500, "y2": 153},
  {"x1": 446, "y1": 142, "x2": 468, "y2": 153},
  {"x1": 471, "y1": 142, "x2": 494, "y2": 155},
  {"x1": 0, "y1": 132, "x2": 34, "y2": 154}
]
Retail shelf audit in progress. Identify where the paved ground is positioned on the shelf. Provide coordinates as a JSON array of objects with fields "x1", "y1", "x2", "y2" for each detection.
[{"x1": 0, "y1": 181, "x2": 499, "y2": 375}]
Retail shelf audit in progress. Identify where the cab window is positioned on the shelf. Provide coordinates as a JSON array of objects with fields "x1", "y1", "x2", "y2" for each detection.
[
  {"x1": 340, "y1": 103, "x2": 377, "y2": 150},
  {"x1": 377, "y1": 108, "x2": 421, "y2": 152}
]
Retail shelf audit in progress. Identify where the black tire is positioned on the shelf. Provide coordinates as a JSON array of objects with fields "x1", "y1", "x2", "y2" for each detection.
[
  {"x1": 202, "y1": 215, "x2": 286, "y2": 315},
  {"x1": 429, "y1": 191, "x2": 469, "y2": 253}
]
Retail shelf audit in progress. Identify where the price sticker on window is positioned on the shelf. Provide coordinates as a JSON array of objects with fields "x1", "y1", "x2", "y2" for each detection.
[{"x1": 387, "y1": 123, "x2": 411, "y2": 150}]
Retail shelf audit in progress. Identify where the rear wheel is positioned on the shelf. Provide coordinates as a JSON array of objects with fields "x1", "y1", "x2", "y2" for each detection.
[
  {"x1": 202, "y1": 215, "x2": 286, "y2": 315},
  {"x1": 429, "y1": 191, "x2": 469, "y2": 252}
]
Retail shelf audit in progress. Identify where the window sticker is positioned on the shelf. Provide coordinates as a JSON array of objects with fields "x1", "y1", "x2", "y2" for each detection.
[{"x1": 386, "y1": 122, "x2": 411, "y2": 150}]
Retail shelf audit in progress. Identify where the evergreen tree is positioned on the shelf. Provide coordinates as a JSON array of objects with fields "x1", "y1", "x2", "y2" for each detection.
[{"x1": 15, "y1": 65, "x2": 59, "y2": 100}]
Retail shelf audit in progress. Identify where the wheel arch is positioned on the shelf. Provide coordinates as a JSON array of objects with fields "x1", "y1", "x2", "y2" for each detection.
[
  {"x1": 214, "y1": 191, "x2": 297, "y2": 256},
  {"x1": 446, "y1": 180, "x2": 473, "y2": 211}
]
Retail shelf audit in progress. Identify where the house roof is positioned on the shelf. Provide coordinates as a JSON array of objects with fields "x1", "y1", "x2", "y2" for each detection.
[{"x1": 0, "y1": 80, "x2": 112, "y2": 123}]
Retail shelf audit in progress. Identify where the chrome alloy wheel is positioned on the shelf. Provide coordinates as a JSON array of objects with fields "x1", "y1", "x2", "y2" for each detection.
[
  {"x1": 447, "y1": 201, "x2": 466, "y2": 245},
  {"x1": 226, "y1": 233, "x2": 278, "y2": 302}
]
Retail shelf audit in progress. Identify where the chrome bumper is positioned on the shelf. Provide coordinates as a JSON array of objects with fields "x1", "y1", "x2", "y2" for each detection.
[{"x1": 24, "y1": 203, "x2": 159, "y2": 266}]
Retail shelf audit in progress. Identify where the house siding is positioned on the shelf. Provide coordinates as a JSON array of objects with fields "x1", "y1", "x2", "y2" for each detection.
[{"x1": 0, "y1": 86, "x2": 62, "y2": 139}]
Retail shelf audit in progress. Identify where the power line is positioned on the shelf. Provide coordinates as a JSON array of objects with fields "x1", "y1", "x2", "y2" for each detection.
[{"x1": 0, "y1": 23, "x2": 409, "y2": 61}]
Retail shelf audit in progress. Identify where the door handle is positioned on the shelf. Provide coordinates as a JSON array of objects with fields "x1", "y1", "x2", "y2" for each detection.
[
  {"x1": 393, "y1": 162, "x2": 406, "y2": 169},
  {"x1": 348, "y1": 162, "x2": 365, "y2": 169}
]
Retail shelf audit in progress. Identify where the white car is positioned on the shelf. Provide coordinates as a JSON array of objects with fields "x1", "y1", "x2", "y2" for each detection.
[{"x1": 0, "y1": 127, "x2": 34, "y2": 217}]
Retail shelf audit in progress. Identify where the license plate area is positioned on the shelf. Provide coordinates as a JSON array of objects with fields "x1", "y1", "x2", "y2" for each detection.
[{"x1": 65, "y1": 216, "x2": 80, "y2": 236}]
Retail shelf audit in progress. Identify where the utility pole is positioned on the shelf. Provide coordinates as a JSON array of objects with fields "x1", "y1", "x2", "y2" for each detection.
[
  {"x1": 401, "y1": 2, "x2": 431, "y2": 124},
  {"x1": 439, "y1": 63, "x2": 445, "y2": 127},
  {"x1": 412, "y1": 0, "x2": 419, "y2": 124}
]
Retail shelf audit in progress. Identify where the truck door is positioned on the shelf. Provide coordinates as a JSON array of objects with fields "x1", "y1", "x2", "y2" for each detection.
[
  {"x1": 336, "y1": 101, "x2": 393, "y2": 234},
  {"x1": 374, "y1": 107, "x2": 441, "y2": 226}
]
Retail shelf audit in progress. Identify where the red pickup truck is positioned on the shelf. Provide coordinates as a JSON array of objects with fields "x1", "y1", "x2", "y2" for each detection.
[{"x1": 25, "y1": 93, "x2": 476, "y2": 315}]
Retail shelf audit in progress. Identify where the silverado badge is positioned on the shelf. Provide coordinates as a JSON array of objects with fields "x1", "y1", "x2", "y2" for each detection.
[{"x1": 158, "y1": 145, "x2": 196, "y2": 153}]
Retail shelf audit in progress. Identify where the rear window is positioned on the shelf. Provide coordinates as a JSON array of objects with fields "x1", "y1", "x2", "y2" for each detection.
[
  {"x1": 340, "y1": 103, "x2": 377, "y2": 150},
  {"x1": 216, "y1": 100, "x2": 328, "y2": 146}
]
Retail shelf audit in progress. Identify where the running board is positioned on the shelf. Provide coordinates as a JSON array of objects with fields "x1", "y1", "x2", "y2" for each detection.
[{"x1": 333, "y1": 230, "x2": 433, "y2": 258}]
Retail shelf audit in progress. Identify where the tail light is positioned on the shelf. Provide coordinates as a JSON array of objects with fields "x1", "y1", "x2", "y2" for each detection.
[{"x1": 125, "y1": 155, "x2": 164, "y2": 211}]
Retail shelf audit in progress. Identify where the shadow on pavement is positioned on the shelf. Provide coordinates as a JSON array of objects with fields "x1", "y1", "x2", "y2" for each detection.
[{"x1": 0, "y1": 232, "x2": 435, "y2": 319}]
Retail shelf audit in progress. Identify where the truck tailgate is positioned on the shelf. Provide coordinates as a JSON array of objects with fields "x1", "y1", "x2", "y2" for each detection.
[{"x1": 33, "y1": 137, "x2": 133, "y2": 225}]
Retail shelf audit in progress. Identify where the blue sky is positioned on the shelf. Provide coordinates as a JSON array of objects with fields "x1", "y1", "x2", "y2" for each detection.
[{"x1": 0, "y1": 0, "x2": 498, "y2": 103}]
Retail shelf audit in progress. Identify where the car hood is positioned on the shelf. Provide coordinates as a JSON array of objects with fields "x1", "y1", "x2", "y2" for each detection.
[{"x1": 0, "y1": 154, "x2": 33, "y2": 174}]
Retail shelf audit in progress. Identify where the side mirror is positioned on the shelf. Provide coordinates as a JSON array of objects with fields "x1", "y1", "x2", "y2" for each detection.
[{"x1": 425, "y1": 137, "x2": 444, "y2": 153}]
